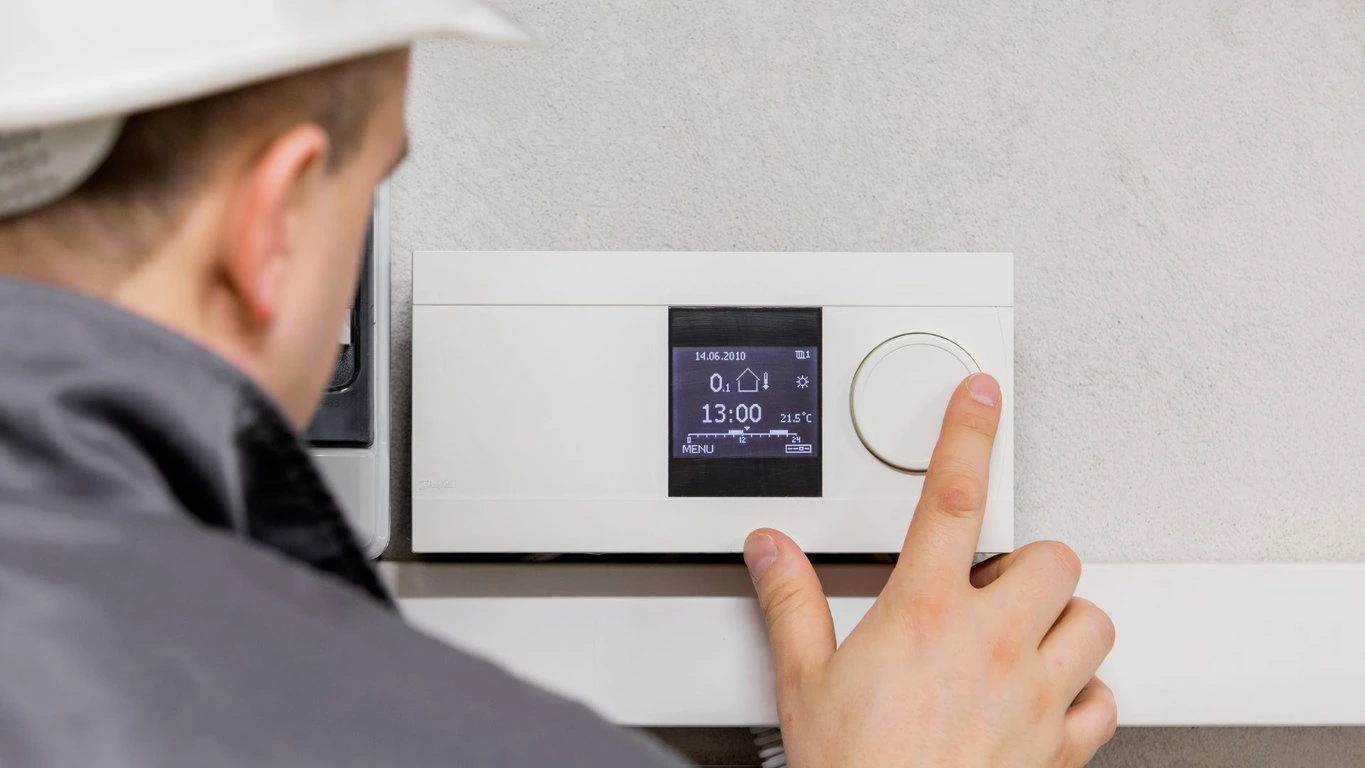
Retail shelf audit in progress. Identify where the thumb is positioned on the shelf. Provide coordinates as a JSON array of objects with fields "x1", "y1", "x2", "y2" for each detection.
[{"x1": 745, "y1": 529, "x2": 836, "y2": 696}]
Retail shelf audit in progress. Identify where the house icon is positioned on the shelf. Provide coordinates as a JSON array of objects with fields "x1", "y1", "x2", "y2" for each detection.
[{"x1": 737, "y1": 368, "x2": 760, "y2": 393}]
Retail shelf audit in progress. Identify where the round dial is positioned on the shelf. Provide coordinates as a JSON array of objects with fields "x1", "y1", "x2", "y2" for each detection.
[{"x1": 850, "y1": 333, "x2": 980, "y2": 473}]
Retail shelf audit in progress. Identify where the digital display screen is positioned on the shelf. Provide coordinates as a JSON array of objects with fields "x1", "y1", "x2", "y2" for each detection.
[
  {"x1": 668, "y1": 307, "x2": 822, "y2": 498},
  {"x1": 671, "y1": 346, "x2": 820, "y2": 459}
]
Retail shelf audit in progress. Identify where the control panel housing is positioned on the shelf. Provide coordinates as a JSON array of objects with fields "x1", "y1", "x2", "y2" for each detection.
[{"x1": 411, "y1": 252, "x2": 1012, "y2": 555}]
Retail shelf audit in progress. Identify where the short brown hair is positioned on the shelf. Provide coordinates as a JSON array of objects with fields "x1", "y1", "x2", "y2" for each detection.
[{"x1": 0, "y1": 49, "x2": 406, "y2": 276}]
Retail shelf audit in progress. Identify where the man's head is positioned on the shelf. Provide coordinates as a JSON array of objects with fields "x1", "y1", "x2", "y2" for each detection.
[{"x1": 0, "y1": 49, "x2": 411, "y2": 426}]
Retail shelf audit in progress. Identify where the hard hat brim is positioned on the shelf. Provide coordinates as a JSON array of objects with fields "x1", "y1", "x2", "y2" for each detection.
[
  {"x1": 0, "y1": 0, "x2": 535, "y2": 132},
  {"x1": 0, "y1": 0, "x2": 533, "y2": 218}
]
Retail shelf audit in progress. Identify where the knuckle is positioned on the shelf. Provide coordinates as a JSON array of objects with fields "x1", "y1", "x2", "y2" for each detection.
[
  {"x1": 1035, "y1": 540, "x2": 1082, "y2": 583},
  {"x1": 1071, "y1": 598, "x2": 1116, "y2": 650},
  {"x1": 988, "y1": 611, "x2": 1028, "y2": 666},
  {"x1": 891, "y1": 585, "x2": 957, "y2": 639},
  {"x1": 990, "y1": 626, "x2": 1024, "y2": 672},
  {"x1": 929, "y1": 470, "x2": 986, "y2": 518},
  {"x1": 1093, "y1": 606, "x2": 1118, "y2": 651},
  {"x1": 955, "y1": 408, "x2": 999, "y2": 440},
  {"x1": 760, "y1": 579, "x2": 812, "y2": 630}
]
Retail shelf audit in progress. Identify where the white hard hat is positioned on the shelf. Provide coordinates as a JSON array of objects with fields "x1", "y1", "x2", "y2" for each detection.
[{"x1": 0, "y1": 0, "x2": 532, "y2": 219}]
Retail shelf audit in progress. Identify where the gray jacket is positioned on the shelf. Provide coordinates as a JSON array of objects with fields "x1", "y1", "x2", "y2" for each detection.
[{"x1": 0, "y1": 279, "x2": 684, "y2": 767}]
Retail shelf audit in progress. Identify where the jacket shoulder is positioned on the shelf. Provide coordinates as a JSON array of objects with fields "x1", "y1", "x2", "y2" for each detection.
[{"x1": 0, "y1": 502, "x2": 684, "y2": 768}]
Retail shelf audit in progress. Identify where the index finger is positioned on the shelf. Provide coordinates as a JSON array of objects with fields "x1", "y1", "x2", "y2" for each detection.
[{"x1": 895, "y1": 373, "x2": 1002, "y2": 584}]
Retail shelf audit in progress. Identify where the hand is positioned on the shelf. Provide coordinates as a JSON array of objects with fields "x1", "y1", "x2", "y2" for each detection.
[{"x1": 744, "y1": 373, "x2": 1117, "y2": 767}]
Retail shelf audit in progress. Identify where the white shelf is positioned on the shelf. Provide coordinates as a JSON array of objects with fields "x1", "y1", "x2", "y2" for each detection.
[{"x1": 389, "y1": 562, "x2": 1365, "y2": 727}]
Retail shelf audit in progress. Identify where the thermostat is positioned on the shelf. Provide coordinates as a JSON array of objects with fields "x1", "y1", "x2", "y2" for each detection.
[{"x1": 410, "y1": 252, "x2": 1013, "y2": 555}]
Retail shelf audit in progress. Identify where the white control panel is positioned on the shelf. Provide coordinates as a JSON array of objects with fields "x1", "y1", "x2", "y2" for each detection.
[{"x1": 410, "y1": 252, "x2": 1013, "y2": 554}]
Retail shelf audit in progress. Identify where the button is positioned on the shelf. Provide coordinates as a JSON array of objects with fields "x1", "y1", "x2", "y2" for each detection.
[{"x1": 850, "y1": 333, "x2": 980, "y2": 472}]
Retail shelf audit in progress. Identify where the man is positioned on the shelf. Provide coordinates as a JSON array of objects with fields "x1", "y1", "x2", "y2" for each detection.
[{"x1": 0, "y1": 1, "x2": 1116, "y2": 766}]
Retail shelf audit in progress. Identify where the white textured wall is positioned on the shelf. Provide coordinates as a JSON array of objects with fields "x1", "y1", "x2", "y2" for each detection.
[{"x1": 388, "y1": 0, "x2": 1365, "y2": 763}]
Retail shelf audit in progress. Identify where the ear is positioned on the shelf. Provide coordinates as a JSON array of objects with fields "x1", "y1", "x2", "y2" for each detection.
[{"x1": 224, "y1": 125, "x2": 331, "y2": 327}]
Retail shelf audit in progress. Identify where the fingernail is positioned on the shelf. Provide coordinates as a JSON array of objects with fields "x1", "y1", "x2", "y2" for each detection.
[
  {"x1": 966, "y1": 374, "x2": 999, "y2": 407},
  {"x1": 744, "y1": 533, "x2": 778, "y2": 583}
]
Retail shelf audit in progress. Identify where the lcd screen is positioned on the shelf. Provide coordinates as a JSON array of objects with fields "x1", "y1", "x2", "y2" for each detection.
[
  {"x1": 670, "y1": 346, "x2": 819, "y2": 459},
  {"x1": 668, "y1": 307, "x2": 822, "y2": 498}
]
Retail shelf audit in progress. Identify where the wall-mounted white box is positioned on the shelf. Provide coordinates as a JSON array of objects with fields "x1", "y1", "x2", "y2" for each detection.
[{"x1": 411, "y1": 251, "x2": 1013, "y2": 555}]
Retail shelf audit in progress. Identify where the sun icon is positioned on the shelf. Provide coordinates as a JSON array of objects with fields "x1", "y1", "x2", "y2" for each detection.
[{"x1": 796, "y1": 375, "x2": 810, "y2": 389}]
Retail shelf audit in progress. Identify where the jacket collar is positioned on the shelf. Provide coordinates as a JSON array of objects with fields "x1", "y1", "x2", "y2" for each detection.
[{"x1": 0, "y1": 278, "x2": 391, "y2": 605}]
